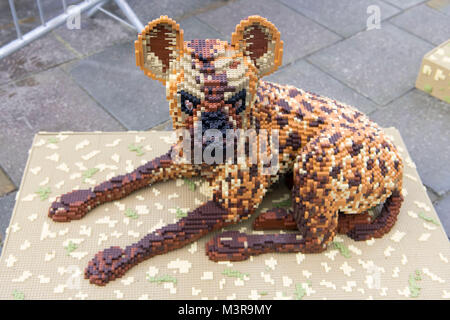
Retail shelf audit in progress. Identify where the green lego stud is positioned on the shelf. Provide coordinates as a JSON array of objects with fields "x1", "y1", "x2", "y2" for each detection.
[
  {"x1": 332, "y1": 241, "x2": 351, "y2": 258},
  {"x1": 128, "y1": 144, "x2": 145, "y2": 156},
  {"x1": 35, "y1": 187, "x2": 51, "y2": 201},
  {"x1": 423, "y1": 84, "x2": 433, "y2": 93},
  {"x1": 147, "y1": 274, "x2": 177, "y2": 284},
  {"x1": 82, "y1": 168, "x2": 99, "y2": 183},
  {"x1": 222, "y1": 268, "x2": 249, "y2": 280},
  {"x1": 65, "y1": 241, "x2": 78, "y2": 255},
  {"x1": 12, "y1": 290, "x2": 25, "y2": 300},
  {"x1": 176, "y1": 208, "x2": 188, "y2": 218},
  {"x1": 125, "y1": 208, "x2": 139, "y2": 219}
]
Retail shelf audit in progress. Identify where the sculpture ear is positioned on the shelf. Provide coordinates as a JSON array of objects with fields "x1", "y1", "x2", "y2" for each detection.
[
  {"x1": 135, "y1": 16, "x2": 184, "y2": 84},
  {"x1": 231, "y1": 16, "x2": 283, "y2": 77}
]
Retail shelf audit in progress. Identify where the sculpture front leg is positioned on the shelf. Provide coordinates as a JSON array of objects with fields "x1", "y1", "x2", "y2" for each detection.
[
  {"x1": 48, "y1": 147, "x2": 197, "y2": 222},
  {"x1": 85, "y1": 200, "x2": 230, "y2": 285},
  {"x1": 85, "y1": 163, "x2": 273, "y2": 285}
]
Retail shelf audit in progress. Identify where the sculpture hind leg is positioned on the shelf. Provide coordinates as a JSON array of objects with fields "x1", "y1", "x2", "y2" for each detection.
[
  {"x1": 207, "y1": 192, "x2": 402, "y2": 261},
  {"x1": 205, "y1": 184, "x2": 340, "y2": 260},
  {"x1": 206, "y1": 136, "x2": 346, "y2": 260},
  {"x1": 253, "y1": 208, "x2": 297, "y2": 230},
  {"x1": 206, "y1": 129, "x2": 404, "y2": 260},
  {"x1": 252, "y1": 191, "x2": 403, "y2": 242},
  {"x1": 345, "y1": 190, "x2": 403, "y2": 241}
]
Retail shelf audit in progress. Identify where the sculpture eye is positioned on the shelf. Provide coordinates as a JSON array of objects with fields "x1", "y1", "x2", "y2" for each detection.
[
  {"x1": 179, "y1": 90, "x2": 200, "y2": 116},
  {"x1": 185, "y1": 100, "x2": 194, "y2": 113},
  {"x1": 227, "y1": 89, "x2": 246, "y2": 114}
]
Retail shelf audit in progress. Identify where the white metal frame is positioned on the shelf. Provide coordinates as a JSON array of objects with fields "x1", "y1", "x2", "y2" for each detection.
[{"x1": 0, "y1": 0, "x2": 144, "y2": 59}]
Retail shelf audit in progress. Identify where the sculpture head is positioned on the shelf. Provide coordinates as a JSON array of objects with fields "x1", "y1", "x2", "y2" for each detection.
[{"x1": 135, "y1": 15, "x2": 283, "y2": 134}]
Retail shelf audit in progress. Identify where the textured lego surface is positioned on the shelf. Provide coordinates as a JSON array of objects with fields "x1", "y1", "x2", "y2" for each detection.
[{"x1": 0, "y1": 130, "x2": 449, "y2": 299}]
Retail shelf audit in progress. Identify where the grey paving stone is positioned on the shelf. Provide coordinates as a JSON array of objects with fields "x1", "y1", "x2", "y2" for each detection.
[
  {"x1": 0, "y1": 33, "x2": 77, "y2": 85},
  {"x1": 383, "y1": 0, "x2": 427, "y2": 9},
  {"x1": 33, "y1": 0, "x2": 80, "y2": 19},
  {"x1": 53, "y1": 15, "x2": 136, "y2": 56},
  {"x1": 0, "y1": 1, "x2": 37, "y2": 47},
  {"x1": 196, "y1": 0, "x2": 341, "y2": 64},
  {"x1": 266, "y1": 60, "x2": 378, "y2": 115},
  {"x1": 104, "y1": 0, "x2": 224, "y2": 24},
  {"x1": 0, "y1": 192, "x2": 16, "y2": 249},
  {"x1": 308, "y1": 23, "x2": 433, "y2": 105},
  {"x1": 280, "y1": 0, "x2": 400, "y2": 37},
  {"x1": 439, "y1": 6, "x2": 450, "y2": 15},
  {"x1": 69, "y1": 41, "x2": 169, "y2": 130},
  {"x1": 151, "y1": 119, "x2": 174, "y2": 131},
  {"x1": 427, "y1": 186, "x2": 439, "y2": 203},
  {"x1": 179, "y1": 16, "x2": 223, "y2": 41},
  {"x1": 434, "y1": 193, "x2": 450, "y2": 238},
  {"x1": 0, "y1": 67, "x2": 124, "y2": 186},
  {"x1": 390, "y1": 4, "x2": 450, "y2": 46},
  {"x1": 370, "y1": 89, "x2": 450, "y2": 195},
  {"x1": 0, "y1": 0, "x2": 81, "y2": 47}
]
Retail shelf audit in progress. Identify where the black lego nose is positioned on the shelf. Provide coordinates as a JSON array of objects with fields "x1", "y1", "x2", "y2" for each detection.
[{"x1": 201, "y1": 111, "x2": 233, "y2": 134}]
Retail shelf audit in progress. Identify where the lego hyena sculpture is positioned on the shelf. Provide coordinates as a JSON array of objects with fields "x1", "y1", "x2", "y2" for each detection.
[{"x1": 48, "y1": 16, "x2": 403, "y2": 285}]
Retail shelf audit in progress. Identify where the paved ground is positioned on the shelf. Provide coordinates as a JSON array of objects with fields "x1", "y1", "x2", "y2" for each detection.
[{"x1": 0, "y1": 0, "x2": 449, "y2": 247}]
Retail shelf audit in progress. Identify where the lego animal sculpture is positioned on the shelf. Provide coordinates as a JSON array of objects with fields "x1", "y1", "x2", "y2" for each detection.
[{"x1": 48, "y1": 16, "x2": 403, "y2": 286}]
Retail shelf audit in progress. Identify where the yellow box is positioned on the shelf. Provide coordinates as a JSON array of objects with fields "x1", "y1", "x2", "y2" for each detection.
[{"x1": 416, "y1": 39, "x2": 450, "y2": 104}]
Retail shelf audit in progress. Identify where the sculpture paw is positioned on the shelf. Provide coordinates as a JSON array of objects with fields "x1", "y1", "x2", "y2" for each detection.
[
  {"x1": 84, "y1": 247, "x2": 129, "y2": 286},
  {"x1": 48, "y1": 189, "x2": 96, "y2": 222},
  {"x1": 206, "y1": 231, "x2": 251, "y2": 262}
]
